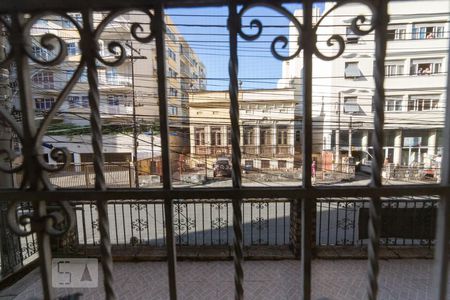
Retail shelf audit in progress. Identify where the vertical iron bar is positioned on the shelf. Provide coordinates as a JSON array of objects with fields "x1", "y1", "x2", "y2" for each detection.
[
  {"x1": 327, "y1": 201, "x2": 331, "y2": 245},
  {"x1": 146, "y1": 204, "x2": 150, "y2": 244},
  {"x1": 194, "y1": 203, "x2": 197, "y2": 246},
  {"x1": 210, "y1": 204, "x2": 213, "y2": 244},
  {"x1": 81, "y1": 9, "x2": 116, "y2": 299},
  {"x1": 266, "y1": 202, "x2": 269, "y2": 244},
  {"x1": 10, "y1": 14, "x2": 53, "y2": 300},
  {"x1": 433, "y1": 10, "x2": 450, "y2": 297},
  {"x1": 154, "y1": 6, "x2": 177, "y2": 299},
  {"x1": 228, "y1": 1, "x2": 243, "y2": 298},
  {"x1": 218, "y1": 201, "x2": 222, "y2": 244},
  {"x1": 113, "y1": 203, "x2": 119, "y2": 245},
  {"x1": 368, "y1": 1, "x2": 388, "y2": 299},
  {"x1": 154, "y1": 204, "x2": 158, "y2": 246},
  {"x1": 302, "y1": 1, "x2": 314, "y2": 298},
  {"x1": 90, "y1": 203, "x2": 95, "y2": 244},
  {"x1": 226, "y1": 201, "x2": 229, "y2": 245},
  {"x1": 335, "y1": 202, "x2": 340, "y2": 245},
  {"x1": 258, "y1": 202, "x2": 261, "y2": 244},
  {"x1": 318, "y1": 200, "x2": 322, "y2": 245},
  {"x1": 81, "y1": 206, "x2": 87, "y2": 251},
  {"x1": 122, "y1": 203, "x2": 127, "y2": 247},
  {"x1": 130, "y1": 201, "x2": 134, "y2": 242},
  {"x1": 202, "y1": 202, "x2": 205, "y2": 245},
  {"x1": 283, "y1": 202, "x2": 286, "y2": 244},
  {"x1": 352, "y1": 200, "x2": 357, "y2": 246}
]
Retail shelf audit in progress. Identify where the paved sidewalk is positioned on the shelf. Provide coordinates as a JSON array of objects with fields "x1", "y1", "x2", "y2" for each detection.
[{"x1": 1, "y1": 259, "x2": 447, "y2": 300}]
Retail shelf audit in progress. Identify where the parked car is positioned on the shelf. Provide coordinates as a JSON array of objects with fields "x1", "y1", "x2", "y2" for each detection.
[{"x1": 213, "y1": 158, "x2": 232, "y2": 177}]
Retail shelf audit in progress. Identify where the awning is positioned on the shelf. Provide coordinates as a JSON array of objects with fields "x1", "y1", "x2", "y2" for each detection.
[{"x1": 345, "y1": 63, "x2": 362, "y2": 78}]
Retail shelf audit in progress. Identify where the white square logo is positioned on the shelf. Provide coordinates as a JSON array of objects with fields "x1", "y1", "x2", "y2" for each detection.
[{"x1": 52, "y1": 258, "x2": 98, "y2": 288}]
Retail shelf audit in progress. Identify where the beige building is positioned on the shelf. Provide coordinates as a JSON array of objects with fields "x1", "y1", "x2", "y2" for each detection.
[
  {"x1": 26, "y1": 13, "x2": 206, "y2": 131},
  {"x1": 188, "y1": 88, "x2": 299, "y2": 171}
]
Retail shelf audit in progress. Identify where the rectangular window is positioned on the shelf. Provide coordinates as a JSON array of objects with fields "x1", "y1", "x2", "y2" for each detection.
[
  {"x1": 261, "y1": 160, "x2": 270, "y2": 169},
  {"x1": 168, "y1": 105, "x2": 177, "y2": 116},
  {"x1": 387, "y1": 26, "x2": 406, "y2": 40},
  {"x1": 106, "y1": 68, "x2": 118, "y2": 85},
  {"x1": 67, "y1": 95, "x2": 79, "y2": 108},
  {"x1": 32, "y1": 71, "x2": 54, "y2": 89},
  {"x1": 243, "y1": 126, "x2": 255, "y2": 145},
  {"x1": 166, "y1": 28, "x2": 176, "y2": 41},
  {"x1": 211, "y1": 127, "x2": 221, "y2": 146},
  {"x1": 385, "y1": 97, "x2": 403, "y2": 112},
  {"x1": 278, "y1": 160, "x2": 287, "y2": 169},
  {"x1": 67, "y1": 42, "x2": 79, "y2": 56},
  {"x1": 260, "y1": 127, "x2": 271, "y2": 145},
  {"x1": 413, "y1": 24, "x2": 445, "y2": 39},
  {"x1": 194, "y1": 128, "x2": 205, "y2": 146},
  {"x1": 345, "y1": 27, "x2": 359, "y2": 43},
  {"x1": 107, "y1": 95, "x2": 123, "y2": 106},
  {"x1": 344, "y1": 62, "x2": 362, "y2": 79},
  {"x1": 277, "y1": 125, "x2": 288, "y2": 145},
  {"x1": 35, "y1": 97, "x2": 55, "y2": 110},
  {"x1": 167, "y1": 48, "x2": 177, "y2": 61},
  {"x1": 169, "y1": 87, "x2": 178, "y2": 97},
  {"x1": 408, "y1": 95, "x2": 440, "y2": 111},
  {"x1": 81, "y1": 96, "x2": 89, "y2": 108},
  {"x1": 343, "y1": 97, "x2": 359, "y2": 114},
  {"x1": 410, "y1": 58, "x2": 443, "y2": 75},
  {"x1": 385, "y1": 61, "x2": 404, "y2": 76},
  {"x1": 32, "y1": 46, "x2": 49, "y2": 60},
  {"x1": 168, "y1": 68, "x2": 178, "y2": 78}
]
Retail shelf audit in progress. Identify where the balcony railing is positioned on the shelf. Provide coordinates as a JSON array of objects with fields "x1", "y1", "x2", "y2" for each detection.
[
  {"x1": 0, "y1": 1, "x2": 449, "y2": 300},
  {"x1": 276, "y1": 145, "x2": 292, "y2": 156}
]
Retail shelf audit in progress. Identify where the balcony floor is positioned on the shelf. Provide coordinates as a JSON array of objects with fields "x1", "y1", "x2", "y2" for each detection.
[{"x1": 1, "y1": 259, "x2": 448, "y2": 299}]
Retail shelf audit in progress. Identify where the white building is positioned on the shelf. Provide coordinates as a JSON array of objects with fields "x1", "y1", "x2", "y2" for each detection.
[{"x1": 279, "y1": 0, "x2": 449, "y2": 168}]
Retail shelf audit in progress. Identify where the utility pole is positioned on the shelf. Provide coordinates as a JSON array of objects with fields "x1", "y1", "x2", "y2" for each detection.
[
  {"x1": 0, "y1": 22, "x2": 22, "y2": 275},
  {"x1": 335, "y1": 92, "x2": 341, "y2": 172},
  {"x1": 125, "y1": 41, "x2": 147, "y2": 188},
  {"x1": 348, "y1": 115, "x2": 353, "y2": 158}
]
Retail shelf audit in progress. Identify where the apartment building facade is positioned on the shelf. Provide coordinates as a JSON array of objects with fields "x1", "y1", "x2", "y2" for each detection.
[
  {"x1": 188, "y1": 88, "x2": 298, "y2": 171},
  {"x1": 23, "y1": 13, "x2": 205, "y2": 128},
  {"x1": 18, "y1": 13, "x2": 206, "y2": 168},
  {"x1": 279, "y1": 0, "x2": 449, "y2": 169}
]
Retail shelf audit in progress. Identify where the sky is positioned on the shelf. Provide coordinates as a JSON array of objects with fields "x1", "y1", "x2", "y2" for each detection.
[{"x1": 167, "y1": 4, "x2": 324, "y2": 91}]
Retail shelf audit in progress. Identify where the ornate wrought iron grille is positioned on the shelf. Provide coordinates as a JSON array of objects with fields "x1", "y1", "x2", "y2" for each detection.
[{"x1": 0, "y1": 1, "x2": 449, "y2": 300}]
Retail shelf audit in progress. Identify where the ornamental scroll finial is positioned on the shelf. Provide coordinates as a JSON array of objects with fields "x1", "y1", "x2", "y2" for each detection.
[
  {"x1": 7, "y1": 200, "x2": 75, "y2": 237},
  {"x1": 313, "y1": 0, "x2": 376, "y2": 61},
  {"x1": 236, "y1": 1, "x2": 376, "y2": 62},
  {"x1": 94, "y1": 9, "x2": 154, "y2": 67},
  {"x1": 237, "y1": 3, "x2": 304, "y2": 61}
]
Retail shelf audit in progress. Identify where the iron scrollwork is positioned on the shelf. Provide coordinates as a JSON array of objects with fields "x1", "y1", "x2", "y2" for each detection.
[
  {"x1": 236, "y1": 1, "x2": 376, "y2": 62},
  {"x1": 0, "y1": 9, "x2": 156, "y2": 298}
]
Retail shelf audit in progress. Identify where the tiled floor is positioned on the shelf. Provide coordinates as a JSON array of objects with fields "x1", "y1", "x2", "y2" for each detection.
[{"x1": 1, "y1": 259, "x2": 448, "y2": 299}]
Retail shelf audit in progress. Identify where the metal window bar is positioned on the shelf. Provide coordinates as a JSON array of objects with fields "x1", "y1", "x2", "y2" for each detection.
[
  {"x1": 433, "y1": 4, "x2": 450, "y2": 298},
  {"x1": 228, "y1": 2, "x2": 244, "y2": 299},
  {"x1": 154, "y1": 5, "x2": 178, "y2": 300}
]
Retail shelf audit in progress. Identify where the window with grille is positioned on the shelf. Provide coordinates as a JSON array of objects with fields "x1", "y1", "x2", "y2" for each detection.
[
  {"x1": 408, "y1": 95, "x2": 440, "y2": 111},
  {"x1": 34, "y1": 97, "x2": 55, "y2": 110},
  {"x1": 211, "y1": 127, "x2": 221, "y2": 146},
  {"x1": 32, "y1": 71, "x2": 54, "y2": 89},
  {"x1": 195, "y1": 128, "x2": 205, "y2": 146},
  {"x1": 385, "y1": 60, "x2": 404, "y2": 76}
]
